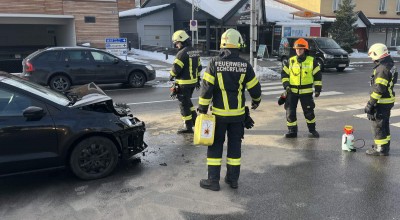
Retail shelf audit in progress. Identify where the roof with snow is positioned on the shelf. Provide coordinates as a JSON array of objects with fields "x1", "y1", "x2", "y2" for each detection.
[
  {"x1": 184, "y1": 0, "x2": 241, "y2": 20},
  {"x1": 119, "y1": 4, "x2": 171, "y2": 18}
]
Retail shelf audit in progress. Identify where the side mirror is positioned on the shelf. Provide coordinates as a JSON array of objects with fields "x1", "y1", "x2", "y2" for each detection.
[
  {"x1": 23, "y1": 106, "x2": 46, "y2": 120},
  {"x1": 113, "y1": 58, "x2": 119, "y2": 64}
]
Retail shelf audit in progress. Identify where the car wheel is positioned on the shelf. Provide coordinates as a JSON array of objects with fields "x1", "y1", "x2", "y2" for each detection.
[
  {"x1": 128, "y1": 71, "x2": 146, "y2": 88},
  {"x1": 281, "y1": 57, "x2": 289, "y2": 67},
  {"x1": 69, "y1": 136, "x2": 119, "y2": 180},
  {"x1": 336, "y1": 67, "x2": 345, "y2": 72},
  {"x1": 317, "y1": 59, "x2": 325, "y2": 72},
  {"x1": 50, "y1": 75, "x2": 71, "y2": 92}
]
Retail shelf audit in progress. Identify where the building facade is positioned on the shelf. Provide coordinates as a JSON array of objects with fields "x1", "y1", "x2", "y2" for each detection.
[{"x1": 279, "y1": 0, "x2": 400, "y2": 49}]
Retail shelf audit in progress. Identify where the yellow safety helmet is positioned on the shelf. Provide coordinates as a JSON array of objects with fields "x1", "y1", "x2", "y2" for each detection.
[
  {"x1": 220, "y1": 28, "x2": 244, "y2": 49},
  {"x1": 172, "y1": 30, "x2": 189, "y2": 44},
  {"x1": 368, "y1": 43, "x2": 390, "y2": 61}
]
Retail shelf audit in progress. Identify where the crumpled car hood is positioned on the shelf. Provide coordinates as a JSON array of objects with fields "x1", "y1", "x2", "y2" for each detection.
[{"x1": 71, "y1": 93, "x2": 112, "y2": 108}]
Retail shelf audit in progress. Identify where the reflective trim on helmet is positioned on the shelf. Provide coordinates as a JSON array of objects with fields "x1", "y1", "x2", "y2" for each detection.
[
  {"x1": 207, "y1": 158, "x2": 222, "y2": 166},
  {"x1": 246, "y1": 76, "x2": 259, "y2": 89},
  {"x1": 227, "y1": 158, "x2": 241, "y2": 166},
  {"x1": 203, "y1": 72, "x2": 215, "y2": 85},
  {"x1": 174, "y1": 59, "x2": 184, "y2": 68},
  {"x1": 375, "y1": 77, "x2": 388, "y2": 86},
  {"x1": 199, "y1": 97, "x2": 211, "y2": 105}
]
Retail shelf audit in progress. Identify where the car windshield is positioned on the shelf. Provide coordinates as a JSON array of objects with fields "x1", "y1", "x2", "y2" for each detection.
[
  {"x1": 314, "y1": 38, "x2": 341, "y2": 49},
  {"x1": 2, "y1": 76, "x2": 70, "y2": 106}
]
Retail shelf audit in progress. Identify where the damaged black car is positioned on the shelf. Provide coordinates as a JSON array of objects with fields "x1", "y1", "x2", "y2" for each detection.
[{"x1": 0, "y1": 72, "x2": 147, "y2": 180}]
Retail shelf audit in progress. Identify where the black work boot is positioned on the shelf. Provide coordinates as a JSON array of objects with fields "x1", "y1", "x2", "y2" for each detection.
[
  {"x1": 366, "y1": 144, "x2": 390, "y2": 156},
  {"x1": 191, "y1": 111, "x2": 197, "y2": 126},
  {"x1": 307, "y1": 123, "x2": 320, "y2": 138},
  {"x1": 177, "y1": 120, "x2": 194, "y2": 134},
  {"x1": 225, "y1": 165, "x2": 240, "y2": 189},
  {"x1": 285, "y1": 126, "x2": 297, "y2": 138},
  {"x1": 200, "y1": 166, "x2": 221, "y2": 191}
]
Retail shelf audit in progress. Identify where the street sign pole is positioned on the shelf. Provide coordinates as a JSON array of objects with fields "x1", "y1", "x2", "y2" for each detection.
[
  {"x1": 250, "y1": 0, "x2": 255, "y2": 67},
  {"x1": 192, "y1": 0, "x2": 194, "y2": 47}
]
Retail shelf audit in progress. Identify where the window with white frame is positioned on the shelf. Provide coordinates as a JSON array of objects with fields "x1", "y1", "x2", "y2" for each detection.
[
  {"x1": 379, "y1": 0, "x2": 387, "y2": 12},
  {"x1": 332, "y1": 0, "x2": 342, "y2": 12},
  {"x1": 397, "y1": 0, "x2": 400, "y2": 12},
  {"x1": 390, "y1": 28, "x2": 400, "y2": 46}
]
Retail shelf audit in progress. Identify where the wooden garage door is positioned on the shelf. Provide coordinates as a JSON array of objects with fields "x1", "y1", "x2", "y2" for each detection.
[{"x1": 143, "y1": 25, "x2": 171, "y2": 47}]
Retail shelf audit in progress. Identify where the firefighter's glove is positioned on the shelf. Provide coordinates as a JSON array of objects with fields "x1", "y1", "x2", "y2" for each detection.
[
  {"x1": 244, "y1": 106, "x2": 255, "y2": 129},
  {"x1": 364, "y1": 102, "x2": 376, "y2": 121},
  {"x1": 278, "y1": 91, "x2": 287, "y2": 106},
  {"x1": 251, "y1": 100, "x2": 260, "y2": 110},
  {"x1": 170, "y1": 84, "x2": 178, "y2": 100},
  {"x1": 314, "y1": 92, "x2": 320, "y2": 98},
  {"x1": 195, "y1": 77, "x2": 201, "y2": 90},
  {"x1": 197, "y1": 106, "x2": 208, "y2": 114}
]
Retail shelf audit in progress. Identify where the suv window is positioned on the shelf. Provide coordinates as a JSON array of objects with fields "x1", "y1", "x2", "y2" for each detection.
[
  {"x1": 308, "y1": 40, "x2": 316, "y2": 51},
  {"x1": 63, "y1": 50, "x2": 91, "y2": 62},
  {"x1": 35, "y1": 51, "x2": 61, "y2": 62},
  {"x1": 314, "y1": 38, "x2": 341, "y2": 49},
  {"x1": 90, "y1": 51, "x2": 116, "y2": 63}
]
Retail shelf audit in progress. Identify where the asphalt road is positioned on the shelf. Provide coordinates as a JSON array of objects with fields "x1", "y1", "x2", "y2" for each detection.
[{"x1": 1, "y1": 62, "x2": 400, "y2": 219}]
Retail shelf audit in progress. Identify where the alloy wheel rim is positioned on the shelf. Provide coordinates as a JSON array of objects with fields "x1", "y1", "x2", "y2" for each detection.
[
  {"x1": 78, "y1": 143, "x2": 112, "y2": 174},
  {"x1": 131, "y1": 74, "x2": 144, "y2": 87},
  {"x1": 53, "y1": 78, "x2": 68, "y2": 91}
]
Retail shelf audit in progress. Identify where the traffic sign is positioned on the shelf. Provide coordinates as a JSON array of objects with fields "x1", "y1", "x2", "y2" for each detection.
[
  {"x1": 190, "y1": 20, "x2": 198, "y2": 31},
  {"x1": 105, "y1": 38, "x2": 127, "y2": 56}
]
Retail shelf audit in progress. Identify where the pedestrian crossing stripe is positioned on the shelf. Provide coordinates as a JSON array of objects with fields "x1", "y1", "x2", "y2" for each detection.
[
  {"x1": 354, "y1": 108, "x2": 400, "y2": 119},
  {"x1": 260, "y1": 82, "x2": 343, "y2": 97}
]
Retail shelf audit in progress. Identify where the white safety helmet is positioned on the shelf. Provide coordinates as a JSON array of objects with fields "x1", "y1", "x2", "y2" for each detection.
[
  {"x1": 368, "y1": 43, "x2": 390, "y2": 61},
  {"x1": 220, "y1": 28, "x2": 245, "y2": 49},
  {"x1": 172, "y1": 30, "x2": 189, "y2": 44}
]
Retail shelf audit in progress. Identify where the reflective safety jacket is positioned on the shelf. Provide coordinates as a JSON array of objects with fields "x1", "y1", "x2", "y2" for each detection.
[
  {"x1": 170, "y1": 46, "x2": 202, "y2": 86},
  {"x1": 198, "y1": 49, "x2": 262, "y2": 122},
  {"x1": 369, "y1": 56, "x2": 398, "y2": 105},
  {"x1": 281, "y1": 55, "x2": 322, "y2": 95}
]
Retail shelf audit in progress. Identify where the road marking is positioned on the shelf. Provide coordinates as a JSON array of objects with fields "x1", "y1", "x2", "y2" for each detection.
[
  {"x1": 127, "y1": 97, "x2": 199, "y2": 105},
  {"x1": 325, "y1": 103, "x2": 366, "y2": 112},
  {"x1": 354, "y1": 108, "x2": 400, "y2": 119},
  {"x1": 260, "y1": 82, "x2": 282, "y2": 86},
  {"x1": 391, "y1": 122, "x2": 400, "y2": 128},
  {"x1": 261, "y1": 85, "x2": 284, "y2": 91},
  {"x1": 262, "y1": 90, "x2": 343, "y2": 96}
]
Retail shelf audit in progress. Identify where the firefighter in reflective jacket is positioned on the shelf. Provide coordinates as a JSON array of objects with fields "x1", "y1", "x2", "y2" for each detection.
[
  {"x1": 364, "y1": 43, "x2": 398, "y2": 156},
  {"x1": 281, "y1": 38, "x2": 322, "y2": 138},
  {"x1": 170, "y1": 30, "x2": 202, "y2": 134},
  {"x1": 197, "y1": 29, "x2": 261, "y2": 191}
]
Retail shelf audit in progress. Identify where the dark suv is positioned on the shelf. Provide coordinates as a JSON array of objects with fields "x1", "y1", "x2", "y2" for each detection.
[
  {"x1": 23, "y1": 47, "x2": 156, "y2": 92},
  {"x1": 278, "y1": 37, "x2": 350, "y2": 72}
]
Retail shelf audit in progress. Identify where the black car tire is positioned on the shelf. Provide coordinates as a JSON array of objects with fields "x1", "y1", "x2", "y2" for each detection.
[
  {"x1": 49, "y1": 75, "x2": 71, "y2": 92},
  {"x1": 128, "y1": 71, "x2": 146, "y2": 88},
  {"x1": 317, "y1": 59, "x2": 325, "y2": 72},
  {"x1": 70, "y1": 136, "x2": 119, "y2": 180},
  {"x1": 336, "y1": 67, "x2": 345, "y2": 72}
]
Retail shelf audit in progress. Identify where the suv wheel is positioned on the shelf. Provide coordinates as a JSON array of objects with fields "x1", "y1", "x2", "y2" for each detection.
[
  {"x1": 317, "y1": 59, "x2": 325, "y2": 72},
  {"x1": 50, "y1": 75, "x2": 71, "y2": 92},
  {"x1": 336, "y1": 67, "x2": 345, "y2": 72},
  {"x1": 128, "y1": 71, "x2": 146, "y2": 88},
  {"x1": 70, "y1": 136, "x2": 119, "y2": 180}
]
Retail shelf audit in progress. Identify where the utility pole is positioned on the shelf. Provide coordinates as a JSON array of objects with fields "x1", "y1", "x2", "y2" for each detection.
[
  {"x1": 192, "y1": 0, "x2": 194, "y2": 47},
  {"x1": 249, "y1": 0, "x2": 256, "y2": 67}
]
